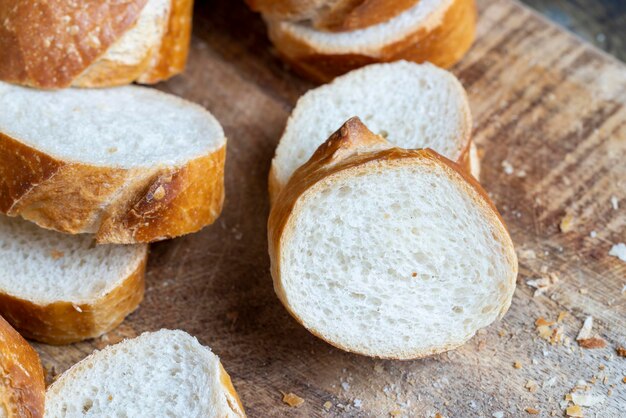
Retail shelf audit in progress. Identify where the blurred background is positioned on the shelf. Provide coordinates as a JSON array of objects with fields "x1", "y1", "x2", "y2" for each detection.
[{"x1": 521, "y1": 0, "x2": 625, "y2": 61}]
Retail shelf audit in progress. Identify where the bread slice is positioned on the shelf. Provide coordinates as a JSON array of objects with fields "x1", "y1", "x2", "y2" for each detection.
[
  {"x1": 0, "y1": 82, "x2": 226, "y2": 244},
  {"x1": 0, "y1": 316, "x2": 45, "y2": 418},
  {"x1": 45, "y1": 330, "x2": 246, "y2": 417},
  {"x1": 265, "y1": 0, "x2": 476, "y2": 82},
  {"x1": 0, "y1": 0, "x2": 192, "y2": 88},
  {"x1": 0, "y1": 215, "x2": 147, "y2": 345},
  {"x1": 270, "y1": 61, "x2": 476, "y2": 201},
  {"x1": 248, "y1": 0, "x2": 419, "y2": 32},
  {"x1": 268, "y1": 118, "x2": 518, "y2": 359}
]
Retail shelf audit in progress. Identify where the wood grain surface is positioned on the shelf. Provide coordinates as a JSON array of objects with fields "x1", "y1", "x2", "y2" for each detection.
[{"x1": 32, "y1": 0, "x2": 626, "y2": 416}]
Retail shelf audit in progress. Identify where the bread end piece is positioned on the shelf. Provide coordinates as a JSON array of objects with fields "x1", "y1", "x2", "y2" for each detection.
[
  {"x1": 0, "y1": 248, "x2": 147, "y2": 345},
  {"x1": 267, "y1": 0, "x2": 477, "y2": 82},
  {"x1": 0, "y1": 316, "x2": 45, "y2": 418}
]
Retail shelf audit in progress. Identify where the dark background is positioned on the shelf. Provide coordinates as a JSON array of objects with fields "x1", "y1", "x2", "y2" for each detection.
[{"x1": 520, "y1": 0, "x2": 625, "y2": 61}]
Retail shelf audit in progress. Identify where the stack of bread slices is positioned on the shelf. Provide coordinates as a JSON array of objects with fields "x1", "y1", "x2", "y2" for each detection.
[
  {"x1": 247, "y1": 0, "x2": 477, "y2": 81},
  {"x1": 0, "y1": 1, "x2": 245, "y2": 416},
  {"x1": 268, "y1": 61, "x2": 518, "y2": 359}
]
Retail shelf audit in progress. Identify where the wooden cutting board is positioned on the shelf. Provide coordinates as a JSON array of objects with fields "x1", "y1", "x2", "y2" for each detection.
[{"x1": 33, "y1": 0, "x2": 626, "y2": 416}]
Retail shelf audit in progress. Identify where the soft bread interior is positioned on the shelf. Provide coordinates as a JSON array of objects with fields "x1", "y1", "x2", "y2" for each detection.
[
  {"x1": 45, "y1": 330, "x2": 243, "y2": 418},
  {"x1": 0, "y1": 215, "x2": 146, "y2": 305},
  {"x1": 279, "y1": 160, "x2": 516, "y2": 358},
  {"x1": 93, "y1": 0, "x2": 170, "y2": 68},
  {"x1": 270, "y1": 0, "x2": 451, "y2": 53},
  {"x1": 0, "y1": 83, "x2": 225, "y2": 169},
  {"x1": 273, "y1": 62, "x2": 471, "y2": 189}
]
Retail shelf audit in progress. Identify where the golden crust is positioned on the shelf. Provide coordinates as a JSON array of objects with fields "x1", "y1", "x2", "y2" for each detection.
[
  {"x1": 268, "y1": 118, "x2": 517, "y2": 359},
  {"x1": 0, "y1": 316, "x2": 45, "y2": 418},
  {"x1": 0, "y1": 0, "x2": 192, "y2": 88},
  {"x1": 267, "y1": 0, "x2": 477, "y2": 82},
  {"x1": 136, "y1": 0, "x2": 194, "y2": 84},
  {"x1": 0, "y1": 132, "x2": 226, "y2": 244},
  {"x1": 0, "y1": 251, "x2": 147, "y2": 345},
  {"x1": 218, "y1": 363, "x2": 246, "y2": 417}
]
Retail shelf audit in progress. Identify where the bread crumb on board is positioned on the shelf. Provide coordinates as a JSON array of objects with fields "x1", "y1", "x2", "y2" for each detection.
[
  {"x1": 560, "y1": 213, "x2": 575, "y2": 232},
  {"x1": 609, "y1": 243, "x2": 626, "y2": 262},
  {"x1": 323, "y1": 401, "x2": 332, "y2": 411},
  {"x1": 565, "y1": 405, "x2": 583, "y2": 417},
  {"x1": 524, "y1": 407, "x2": 540, "y2": 414},
  {"x1": 616, "y1": 346, "x2": 626, "y2": 357},
  {"x1": 513, "y1": 361, "x2": 523, "y2": 369},
  {"x1": 281, "y1": 392, "x2": 304, "y2": 408},
  {"x1": 575, "y1": 316, "x2": 607, "y2": 349}
]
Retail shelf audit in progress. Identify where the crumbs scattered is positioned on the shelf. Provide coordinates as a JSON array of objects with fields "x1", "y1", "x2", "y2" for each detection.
[
  {"x1": 323, "y1": 401, "x2": 332, "y2": 411},
  {"x1": 514, "y1": 361, "x2": 523, "y2": 369},
  {"x1": 281, "y1": 392, "x2": 304, "y2": 408},
  {"x1": 616, "y1": 347, "x2": 626, "y2": 357},
  {"x1": 525, "y1": 407, "x2": 540, "y2": 415},
  {"x1": 527, "y1": 273, "x2": 559, "y2": 297},
  {"x1": 565, "y1": 405, "x2": 583, "y2": 417}
]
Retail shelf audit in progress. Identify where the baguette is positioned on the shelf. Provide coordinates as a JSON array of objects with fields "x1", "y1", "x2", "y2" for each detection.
[
  {"x1": 248, "y1": 0, "x2": 419, "y2": 32},
  {"x1": 0, "y1": 0, "x2": 193, "y2": 88},
  {"x1": 0, "y1": 82, "x2": 226, "y2": 244},
  {"x1": 270, "y1": 61, "x2": 477, "y2": 201},
  {"x1": 0, "y1": 215, "x2": 147, "y2": 345},
  {"x1": 265, "y1": 0, "x2": 476, "y2": 82},
  {"x1": 45, "y1": 330, "x2": 246, "y2": 417},
  {"x1": 268, "y1": 118, "x2": 517, "y2": 359},
  {"x1": 0, "y1": 316, "x2": 45, "y2": 418}
]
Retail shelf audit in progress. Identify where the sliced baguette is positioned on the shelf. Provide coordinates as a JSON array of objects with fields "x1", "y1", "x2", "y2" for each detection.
[
  {"x1": 0, "y1": 316, "x2": 45, "y2": 418},
  {"x1": 0, "y1": 82, "x2": 226, "y2": 244},
  {"x1": 265, "y1": 0, "x2": 476, "y2": 82},
  {"x1": 248, "y1": 0, "x2": 419, "y2": 32},
  {"x1": 270, "y1": 61, "x2": 476, "y2": 201},
  {"x1": 0, "y1": 0, "x2": 192, "y2": 88},
  {"x1": 45, "y1": 330, "x2": 246, "y2": 418},
  {"x1": 268, "y1": 118, "x2": 517, "y2": 359},
  {"x1": 0, "y1": 215, "x2": 147, "y2": 345}
]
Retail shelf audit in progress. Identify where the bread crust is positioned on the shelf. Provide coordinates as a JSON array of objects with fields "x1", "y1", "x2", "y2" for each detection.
[
  {"x1": 0, "y1": 316, "x2": 45, "y2": 418},
  {"x1": 0, "y1": 249, "x2": 147, "y2": 345},
  {"x1": 219, "y1": 363, "x2": 247, "y2": 417},
  {"x1": 266, "y1": 0, "x2": 476, "y2": 82},
  {"x1": 248, "y1": 0, "x2": 417, "y2": 31},
  {"x1": 0, "y1": 0, "x2": 191, "y2": 88},
  {"x1": 0, "y1": 132, "x2": 226, "y2": 244},
  {"x1": 268, "y1": 118, "x2": 517, "y2": 359},
  {"x1": 136, "y1": 0, "x2": 194, "y2": 84}
]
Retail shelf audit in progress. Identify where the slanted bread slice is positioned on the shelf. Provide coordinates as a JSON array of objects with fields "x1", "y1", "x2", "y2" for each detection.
[
  {"x1": 0, "y1": 82, "x2": 226, "y2": 244},
  {"x1": 265, "y1": 0, "x2": 476, "y2": 82},
  {"x1": 45, "y1": 330, "x2": 246, "y2": 418},
  {"x1": 0, "y1": 0, "x2": 193, "y2": 88},
  {"x1": 270, "y1": 61, "x2": 476, "y2": 200},
  {"x1": 248, "y1": 0, "x2": 419, "y2": 32},
  {"x1": 0, "y1": 316, "x2": 45, "y2": 418},
  {"x1": 268, "y1": 118, "x2": 517, "y2": 359},
  {"x1": 0, "y1": 215, "x2": 147, "y2": 345}
]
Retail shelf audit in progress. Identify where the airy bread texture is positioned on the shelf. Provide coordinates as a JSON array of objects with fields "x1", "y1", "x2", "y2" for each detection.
[
  {"x1": 270, "y1": 61, "x2": 475, "y2": 200},
  {"x1": 248, "y1": 0, "x2": 419, "y2": 32},
  {"x1": 45, "y1": 330, "x2": 246, "y2": 418},
  {"x1": 265, "y1": 0, "x2": 476, "y2": 82},
  {"x1": 0, "y1": 82, "x2": 226, "y2": 244},
  {"x1": 0, "y1": 316, "x2": 45, "y2": 418},
  {"x1": 0, "y1": 0, "x2": 193, "y2": 88},
  {"x1": 269, "y1": 118, "x2": 518, "y2": 359},
  {"x1": 0, "y1": 215, "x2": 147, "y2": 345}
]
